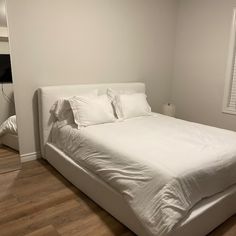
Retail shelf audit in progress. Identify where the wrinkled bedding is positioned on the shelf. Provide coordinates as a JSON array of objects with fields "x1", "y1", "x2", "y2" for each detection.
[
  {"x1": 0, "y1": 115, "x2": 17, "y2": 137},
  {"x1": 51, "y1": 113, "x2": 236, "y2": 236}
]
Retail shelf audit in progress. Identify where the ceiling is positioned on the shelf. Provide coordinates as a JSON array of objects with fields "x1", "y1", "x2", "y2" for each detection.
[{"x1": 0, "y1": 0, "x2": 7, "y2": 27}]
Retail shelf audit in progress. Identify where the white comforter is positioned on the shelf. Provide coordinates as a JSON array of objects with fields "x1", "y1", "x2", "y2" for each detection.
[
  {"x1": 51, "y1": 113, "x2": 236, "y2": 236},
  {"x1": 0, "y1": 115, "x2": 17, "y2": 137}
]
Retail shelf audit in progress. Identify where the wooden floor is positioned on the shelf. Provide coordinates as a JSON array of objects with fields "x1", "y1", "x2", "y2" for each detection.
[
  {"x1": 0, "y1": 152, "x2": 235, "y2": 235},
  {"x1": 0, "y1": 146, "x2": 21, "y2": 174},
  {"x1": 0, "y1": 159, "x2": 133, "y2": 236}
]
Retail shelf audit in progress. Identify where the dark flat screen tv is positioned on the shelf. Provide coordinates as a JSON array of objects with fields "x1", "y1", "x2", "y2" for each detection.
[{"x1": 0, "y1": 54, "x2": 12, "y2": 83}]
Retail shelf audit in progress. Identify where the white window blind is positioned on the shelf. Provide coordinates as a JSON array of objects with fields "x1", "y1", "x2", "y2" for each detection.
[
  {"x1": 223, "y1": 8, "x2": 236, "y2": 114},
  {"x1": 228, "y1": 52, "x2": 236, "y2": 111}
]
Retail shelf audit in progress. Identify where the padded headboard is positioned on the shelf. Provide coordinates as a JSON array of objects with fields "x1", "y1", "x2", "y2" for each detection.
[{"x1": 38, "y1": 82, "x2": 145, "y2": 158}]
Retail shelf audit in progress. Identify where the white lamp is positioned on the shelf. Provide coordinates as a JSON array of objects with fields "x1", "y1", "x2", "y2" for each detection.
[{"x1": 162, "y1": 103, "x2": 176, "y2": 117}]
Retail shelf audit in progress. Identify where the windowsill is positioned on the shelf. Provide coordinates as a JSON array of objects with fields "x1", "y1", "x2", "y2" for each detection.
[{"x1": 222, "y1": 108, "x2": 236, "y2": 115}]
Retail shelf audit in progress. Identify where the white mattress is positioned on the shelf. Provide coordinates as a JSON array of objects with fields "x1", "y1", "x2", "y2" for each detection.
[
  {"x1": 45, "y1": 142, "x2": 236, "y2": 236},
  {"x1": 0, "y1": 133, "x2": 19, "y2": 151},
  {"x1": 51, "y1": 113, "x2": 236, "y2": 236},
  {"x1": 0, "y1": 115, "x2": 17, "y2": 137}
]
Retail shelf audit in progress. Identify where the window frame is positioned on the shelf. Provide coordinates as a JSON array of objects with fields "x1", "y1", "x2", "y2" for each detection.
[{"x1": 223, "y1": 8, "x2": 236, "y2": 115}]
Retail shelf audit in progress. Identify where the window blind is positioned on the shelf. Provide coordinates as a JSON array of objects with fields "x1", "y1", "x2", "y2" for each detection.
[
  {"x1": 223, "y1": 8, "x2": 236, "y2": 114},
  {"x1": 228, "y1": 51, "x2": 236, "y2": 111}
]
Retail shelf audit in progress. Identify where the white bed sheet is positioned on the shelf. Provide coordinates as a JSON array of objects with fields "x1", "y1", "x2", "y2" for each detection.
[
  {"x1": 51, "y1": 113, "x2": 236, "y2": 236},
  {"x1": 0, "y1": 115, "x2": 17, "y2": 137}
]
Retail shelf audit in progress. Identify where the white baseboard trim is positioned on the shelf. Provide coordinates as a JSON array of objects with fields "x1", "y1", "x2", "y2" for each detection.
[{"x1": 20, "y1": 152, "x2": 41, "y2": 163}]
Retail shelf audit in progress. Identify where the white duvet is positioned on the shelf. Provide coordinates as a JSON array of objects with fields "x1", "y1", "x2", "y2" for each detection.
[
  {"x1": 0, "y1": 115, "x2": 17, "y2": 137},
  {"x1": 51, "y1": 113, "x2": 236, "y2": 236}
]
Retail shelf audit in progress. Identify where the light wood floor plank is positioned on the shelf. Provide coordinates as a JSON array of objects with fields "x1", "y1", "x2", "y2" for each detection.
[
  {"x1": 0, "y1": 146, "x2": 21, "y2": 174},
  {"x1": 24, "y1": 225, "x2": 60, "y2": 236}
]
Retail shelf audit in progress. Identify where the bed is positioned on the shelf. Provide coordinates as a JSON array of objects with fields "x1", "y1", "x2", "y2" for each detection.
[
  {"x1": 0, "y1": 115, "x2": 19, "y2": 151},
  {"x1": 38, "y1": 83, "x2": 236, "y2": 236}
]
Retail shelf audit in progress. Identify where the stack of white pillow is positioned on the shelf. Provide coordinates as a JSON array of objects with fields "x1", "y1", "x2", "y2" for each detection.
[{"x1": 50, "y1": 89, "x2": 151, "y2": 128}]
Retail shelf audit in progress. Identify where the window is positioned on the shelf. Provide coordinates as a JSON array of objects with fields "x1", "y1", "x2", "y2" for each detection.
[{"x1": 223, "y1": 8, "x2": 236, "y2": 115}]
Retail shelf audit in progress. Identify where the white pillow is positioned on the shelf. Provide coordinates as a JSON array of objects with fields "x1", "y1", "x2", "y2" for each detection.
[
  {"x1": 69, "y1": 94, "x2": 115, "y2": 127},
  {"x1": 107, "y1": 88, "x2": 134, "y2": 119},
  {"x1": 107, "y1": 89, "x2": 151, "y2": 119},
  {"x1": 119, "y1": 93, "x2": 151, "y2": 119},
  {"x1": 107, "y1": 88, "x2": 123, "y2": 119},
  {"x1": 50, "y1": 90, "x2": 98, "y2": 126},
  {"x1": 50, "y1": 98, "x2": 74, "y2": 124}
]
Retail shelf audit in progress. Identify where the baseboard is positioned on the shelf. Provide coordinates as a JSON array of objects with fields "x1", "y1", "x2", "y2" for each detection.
[{"x1": 20, "y1": 152, "x2": 41, "y2": 162}]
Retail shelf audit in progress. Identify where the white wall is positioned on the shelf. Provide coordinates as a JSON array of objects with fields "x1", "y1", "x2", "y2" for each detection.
[
  {"x1": 0, "y1": 41, "x2": 9, "y2": 53},
  {"x1": 171, "y1": 0, "x2": 236, "y2": 131},
  {"x1": 6, "y1": 0, "x2": 178, "y2": 156},
  {"x1": 0, "y1": 0, "x2": 7, "y2": 27},
  {"x1": 0, "y1": 27, "x2": 8, "y2": 37}
]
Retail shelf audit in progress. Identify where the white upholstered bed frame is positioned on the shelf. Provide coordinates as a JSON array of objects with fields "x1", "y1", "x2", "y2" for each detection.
[
  {"x1": 38, "y1": 83, "x2": 236, "y2": 236},
  {"x1": 1, "y1": 133, "x2": 19, "y2": 151}
]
